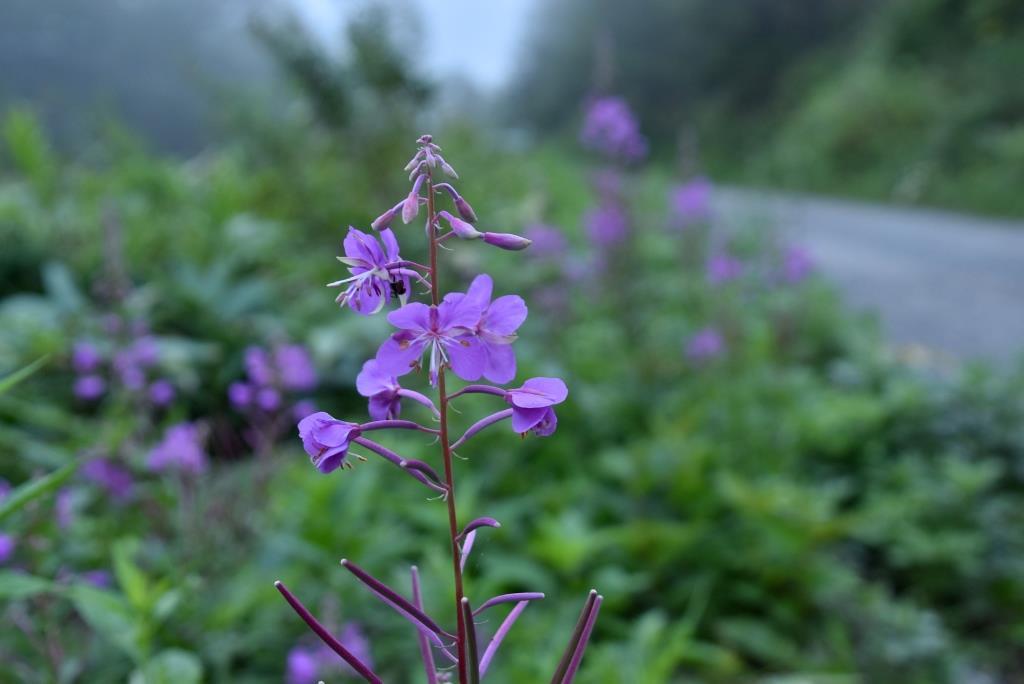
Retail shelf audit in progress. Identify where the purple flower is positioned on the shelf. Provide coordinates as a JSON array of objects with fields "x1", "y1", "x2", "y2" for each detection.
[
  {"x1": 0, "y1": 534, "x2": 15, "y2": 565},
  {"x1": 130, "y1": 337, "x2": 160, "y2": 367},
  {"x1": 148, "y1": 379, "x2": 176, "y2": 406},
  {"x1": 286, "y1": 646, "x2": 319, "y2": 684},
  {"x1": 82, "y1": 458, "x2": 135, "y2": 501},
  {"x1": 524, "y1": 224, "x2": 568, "y2": 260},
  {"x1": 686, "y1": 327, "x2": 726, "y2": 362},
  {"x1": 81, "y1": 570, "x2": 112, "y2": 588},
  {"x1": 338, "y1": 623, "x2": 374, "y2": 675},
  {"x1": 72, "y1": 341, "x2": 102, "y2": 373},
  {"x1": 292, "y1": 399, "x2": 318, "y2": 422},
  {"x1": 585, "y1": 204, "x2": 629, "y2": 248},
  {"x1": 507, "y1": 377, "x2": 568, "y2": 436},
  {"x1": 74, "y1": 375, "x2": 106, "y2": 400},
  {"x1": 446, "y1": 274, "x2": 527, "y2": 384},
  {"x1": 56, "y1": 488, "x2": 75, "y2": 528},
  {"x1": 297, "y1": 411, "x2": 359, "y2": 473},
  {"x1": 707, "y1": 253, "x2": 743, "y2": 284},
  {"x1": 257, "y1": 387, "x2": 282, "y2": 412},
  {"x1": 328, "y1": 228, "x2": 407, "y2": 316},
  {"x1": 229, "y1": 381, "x2": 253, "y2": 408},
  {"x1": 782, "y1": 245, "x2": 814, "y2": 283},
  {"x1": 580, "y1": 96, "x2": 648, "y2": 162},
  {"x1": 245, "y1": 347, "x2": 274, "y2": 387},
  {"x1": 147, "y1": 423, "x2": 208, "y2": 475},
  {"x1": 482, "y1": 232, "x2": 532, "y2": 251},
  {"x1": 356, "y1": 359, "x2": 402, "y2": 420},
  {"x1": 671, "y1": 178, "x2": 712, "y2": 226},
  {"x1": 375, "y1": 286, "x2": 487, "y2": 385},
  {"x1": 275, "y1": 345, "x2": 318, "y2": 391}
]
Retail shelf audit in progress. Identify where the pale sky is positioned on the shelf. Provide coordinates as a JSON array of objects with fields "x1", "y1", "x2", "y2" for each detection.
[{"x1": 288, "y1": 0, "x2": 536, "y2": 90}]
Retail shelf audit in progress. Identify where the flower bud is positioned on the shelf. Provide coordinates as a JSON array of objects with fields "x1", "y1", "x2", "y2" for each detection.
[
  {"x1": 454, "y1": 195, "x2": 478, "y2": 223},
  {"x1": 371, "y1": 202, "x2": 401, "y2": 231},
  {"x1": 401, "y1": 192, "x2": 419, "y2": 224},
  {"x1": 482, "y1": 232, "x2": 531, "y2": 251},
  {"x1": 440, "y1": 211, "x2": 481, "y2": 239}
]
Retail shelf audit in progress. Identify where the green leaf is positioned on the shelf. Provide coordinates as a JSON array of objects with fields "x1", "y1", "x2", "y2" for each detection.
[
  {"x1": 0, "y1": 460, "x2": 78, "y2": 523},
  {"x1": 0, "y1": 356, "x2": 48, "y2": 395},
  {"x1": 129, "y1": 650, "x2": 203, "y2": 684},
  {"x1": 113, "y1": 539, "x2": 149, "y2": 610},
  {"x1": 0, "y1": 570, "x2": 53, "y2": 599},
  {"x1": 68, "y1": 584, "x2": 143, "y2": 661}
]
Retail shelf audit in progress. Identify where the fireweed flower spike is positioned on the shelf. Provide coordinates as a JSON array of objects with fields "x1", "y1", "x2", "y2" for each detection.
[{"x1": 284, "y1": 135, "x2": 600, "y2": 683}]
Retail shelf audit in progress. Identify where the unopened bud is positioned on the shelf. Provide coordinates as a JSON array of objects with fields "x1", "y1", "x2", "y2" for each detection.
[
  {"x1": 401, "y1": 192, "x2": 420, "y2": 224},
  {"x1": 371, "y1": 202, "x2": 402, "y2": 231},
  {"x1": 482, "y1": 232, "x2": 531, "y2": 251},
  {"x1": 440, "y1": 211, "x2": 481, "y2": 239},
  {"x1": 454, "y1": 196, "x2": 478, "y2": 223}
]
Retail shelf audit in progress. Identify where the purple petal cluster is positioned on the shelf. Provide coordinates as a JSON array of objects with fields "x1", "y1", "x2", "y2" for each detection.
[
  {"x1": 782, "y1": 244, "x2": 814, "y2": 283},
  {"x1": 671, "y1": 177, "x2": 713, "y2": 227},
  {"x1": 580, "y1": 96, "x2": 648, "y2": 162},
  {"x1": 585, "y1": 203, "x2": 630, "y2": 248},
  {"x1": 147, "y1": 422, "x2": 208, "y2": 474},
  {"x1": 81, "y1": 458, "x2": 135, "y2": 502},
  {"x1": 230, "y1": 343, "x2": 317, "y2": 418},
  {"x1": 507, "y1": 377, "x2": 568, "y2": 436},
  {"x1": 329, "y1": 228, "x2": 408, "y2": 315},
  {"x1": 686, "y1": 327, "x2": 726, "y2": 362},
  {"x1": 707, "y1": 253, "x2": 743, "y2": 284},
  {"x1": 298, "y1": 412, "x2": 360, "y2": 473}
]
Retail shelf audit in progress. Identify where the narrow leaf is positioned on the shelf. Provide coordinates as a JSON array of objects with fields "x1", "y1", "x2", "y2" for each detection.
[
  {"x1": 562, "y1": 594, "x2": 602, "y2": 683},
  {"x1": 0, "y1": 356, "x2": 48, "y2": 395},
  {"x1": 479, "y1": 601, "x2": 529, "y2": 677},
  {"x1": 0, "y1": 461, "x2": 78, "y2": 523},
  {"x1": 341, "y1": 559, "x2": 454, "y2": 647},
  {"x1": 274, "y1": 581, "x2": 382, "y2": 684},
  {"x1": 461, "y1": 597, "x2": 480, "y2": 684},
  {"x1": 0, "y1": 570, "x2": 53, "y2": 599},
  {"x1": 550, "y1": 590, "x2": 598, "y2": 684}
]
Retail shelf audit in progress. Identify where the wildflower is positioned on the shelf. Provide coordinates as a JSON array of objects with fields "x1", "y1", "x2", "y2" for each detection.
[
  {"x1": 147, "y1": 423, "x2": 208, "y2": 475},
  {"x1": 584, "y1": 204, "x2": 629, "y2": 248},
  {"x1": 276, "y1": 345, "x2": 318, "y2": 391},
  {"x1": 148, "y1": 379, "x2": 176, "y2": 406},
  {"x1": 507, "y1": 377, "x2": 568, "y2": 436},
  {"x1": 707, "y1": 253, "x2": 743, "y2": 284},
  {"x1": 72, "y1": 341, "x2": 102, "y2": 373},
  {"x1": 81, "y1": 458, "x2": 135, "y2": 501},
  {"x1": 438, "y1": 210, "x2": 481, "y2": 240},
  {"x1": 245, "y1": 347, "x2": 275, "y2": 386},
  {"x1": 80, "y1": 570, "x2": 112, "y2": 588},
  {"x1": 445, "y1": 274, "x2": 526, "y2": 384},
  {"x1": 0, "y1": 534, "x2": 15, "y2": 565},
  {"x1": 74, "y1": 375, "x2": 106, "y2": 400},
  {"x1": 286, "y1": 646, "x2": 319, "y2": 684},
  {"x1": 257, "y1": 387, "x2": 282, "y2": 412},
  {"x1": 229, "y1": 381, "x2": 253, "y2": 408},
  {"x1": 523, "y1": 224, "x2": 568, "y2": 260},
  {"x1": 329, "y1": 228, "x2": 408, "y2": 316},
  {"x1": 686, "y1": 327, "x2": 726, "y2": 362},
  {"x1": 375, "y1": 291, "x2": 486, "y2": 385},
  {"x1": 580, "y1": 96, "x2": 648, "y2": 162},
  {"x1": 337, "y1": 623, "x2": 374, "y2": 676},
  {"x1": 298, "y1": 411, "x2": 359, "y2": 473},
  {"x1": 782, "y1": 245, "x2": 814, "y2": 283},
  {"x1": 356, "y1": 360, "x2": 402, "y2": 420},
  {"x1": 292, "y1": 399, "x2": 318, "y2": 422},
  {"x1": 670, "y1": 177, "x2": 712, "y2": 226}
]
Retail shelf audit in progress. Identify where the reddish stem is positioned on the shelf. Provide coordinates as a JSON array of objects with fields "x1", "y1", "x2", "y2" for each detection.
[{"x1": 426, "y1": 171, "x2": 469, "y2": 683}]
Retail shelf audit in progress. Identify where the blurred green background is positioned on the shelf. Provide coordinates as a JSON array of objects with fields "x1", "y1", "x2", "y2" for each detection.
[{"x1": 2, "y1": 1, "x2": 1024, "y2": 682}]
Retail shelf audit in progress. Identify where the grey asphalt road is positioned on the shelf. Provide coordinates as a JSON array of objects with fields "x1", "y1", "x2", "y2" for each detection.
[{"x1": 714, "y1": 189, "x2": 1024, "y2": 364}]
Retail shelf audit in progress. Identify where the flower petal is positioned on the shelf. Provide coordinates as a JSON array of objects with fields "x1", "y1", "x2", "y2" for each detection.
[
  {"x1": 376, "y1": 333, "x2": 425, "y2": 377},
  {"x1": 447, "y1": 336, "x2": 487, "y2": 382},
  {"x1": 387, "y1": 302, "x2": 431, "y2": 331},
  {"x1": 483, "y1": 294, "x2": 527, "y2": 335},
  {"x1": 511, "y1": 377, "x2": 568, "y2": 408},
  {"x1": 356, "y1": 359, "x2": 395, "y2": 397},
  {"x1": 483, "y1": 342, "x2": 516, "y2": 385},
  {"x1": 511, "y1": 406, "x2": 547, "y2": 433}
]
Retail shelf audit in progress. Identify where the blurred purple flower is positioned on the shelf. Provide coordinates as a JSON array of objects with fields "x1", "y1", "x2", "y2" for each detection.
[
  {"x1": 257, "y1": 387, "x2": 282, "y2": 412},
  {"x1": 671, "y1": 177, "x2": 713, "y2": 227},
  {"x1": 782, "y1": 245, "x2": 814, "y2": 283},
  {"x1": 707, "y1": 253, "x2": 743, "y2": 284},
  {"x1": 74, "y1": 375, "x2": 106, "y2": 400},
  {"x1": 72, "y1": 341, "x2": 102, "y2": 373},
  {"x1": 298, "y1": 412, "x2": 358, "y2": 473},
  {"x1": 507, "y1": 377, "x2": 568, "y2": 437},
  {"x1": 356, "y1": 359, "x2": 402, "y2": 420},
  {"x1": 245, "y1": 347, "x2": 274, "y2": 387},
  {"x1": 585, "y1": 204, "x2": 629, "y2": 248},
  {"x1": 0, "y1": 479, "x2": 9, "y2": 500},
  {"x1": 147, "y1": 423, "x2": 208, "y2": 475},
  {"x1": 686, "y1": 327, "x2": 726, "y2": 362},
  {"x1": 337, "y1": 623, "x2": 374, "y2": 676},
  {"x1": 0, "y1": 534, "x2": 15, "y2": 565},
  {"x1": 292, "y1": 399, "x2": 318, "y2": 422},
  {"x1": 275, "y1": 345, "x2": 318, "y2": 391},
  {"x1": 82, "y1": 458, "x2": 135, "y2": 501},
  {"x1": 130, "y1": 337, "x2": 159, "y2": 367},
  {"x1": 148, "y1": 379, "x2": 176, "y2": 406},
  {"x1": 56, "y1": 488, "x2": 75, "y2": 528},
  {"x1": 229, "y1": 382, "x2": 253, "y2": 408},
  {"x1": 580, "y1": 96, "x2": 648, "y2": 162},
  {"x1": 101, "y1": 314, "x2": 123, "y2": 335},
  {"x1": 524, "y1": 224, "x2": 568, "y2": 260},
  {"x1": 286, "y1": 646, "x2": 319, "y2": 684},
  {"x1": 80, "y1": 570, "x2": 112, "y2": 588}
]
